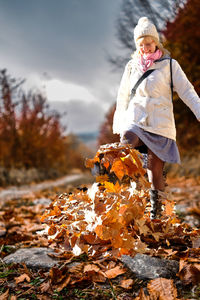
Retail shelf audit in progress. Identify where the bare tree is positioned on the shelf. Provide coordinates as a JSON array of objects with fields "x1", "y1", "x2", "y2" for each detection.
[{"x1": 109, "y1": 0, "x2": 186, "y2": 69}]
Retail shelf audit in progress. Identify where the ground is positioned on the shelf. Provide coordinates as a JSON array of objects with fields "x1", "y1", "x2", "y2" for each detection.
[{"x1": 0, "y1": 173, "x2": 200, "y2": 299}]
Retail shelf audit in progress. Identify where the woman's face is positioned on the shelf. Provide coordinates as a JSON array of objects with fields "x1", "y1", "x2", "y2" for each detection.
[{"x1": 137, "y1": 37, "x2": 157, "y2": 55}]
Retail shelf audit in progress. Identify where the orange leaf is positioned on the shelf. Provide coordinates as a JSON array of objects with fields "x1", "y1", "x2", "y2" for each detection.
[
  {"x1": 85, "y1": 158, "x2": 95, "y2": 168},
  {"x1": 104, "y1": 265, "x2": 126, "y2": 279},
  {"x1": 147, "y1": 278, "x2": 178, "y2": 300},
  {"x1": 84, "y1": 264, "x2": 100, "y2": 273},
  {"x1": 164, "y1": 200, "x2": 174, "y2": 216},
  {"x1": 104, "y1": 181, "x2": 121, "y2": 193},
  {"x1": 120, "y1": 278, "x2": 134, "y2": 289},
  {"x1": 0, "y1": 289, "x2": 9, "y2": 300},
  {"x1": 15, "y1": 273, "x2": 31, "y2": 284},
  {"x1": 103, "y1": 160, "x2": 110, "y2": 169},
  {"x1": 110, "y1": 158, "x2": 127, "y2": 180},
  {"x1": 96, "y1": 174, "x2": 109, "y2": 183}
]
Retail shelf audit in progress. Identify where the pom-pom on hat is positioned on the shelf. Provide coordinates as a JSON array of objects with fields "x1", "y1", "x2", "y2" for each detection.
[{"x1": 134, "y1": 17, "x2": 159, "y2": 44}]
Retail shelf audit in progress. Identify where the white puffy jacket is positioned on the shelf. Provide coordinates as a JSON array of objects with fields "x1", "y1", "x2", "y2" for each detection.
[{"x1": 113, "y1": 57, "x2": 200, "y2": 140}]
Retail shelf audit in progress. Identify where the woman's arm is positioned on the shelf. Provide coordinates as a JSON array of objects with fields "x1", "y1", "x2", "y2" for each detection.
[
  {"x1": 172, "y1": 59, "x2": 200, "y2": 121},
  {"x1": 113, "y1": 61, "x2": 132, "y2": 134}
]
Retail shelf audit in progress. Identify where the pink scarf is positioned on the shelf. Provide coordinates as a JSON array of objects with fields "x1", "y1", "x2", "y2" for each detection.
[{"x1": 139, "y1": 49, "x2": 162, "y2": 72}]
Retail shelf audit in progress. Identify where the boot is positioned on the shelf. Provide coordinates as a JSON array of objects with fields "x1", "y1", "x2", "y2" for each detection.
[{"x1": 149, "y1": 189, "x2": 163, "y2": 220}]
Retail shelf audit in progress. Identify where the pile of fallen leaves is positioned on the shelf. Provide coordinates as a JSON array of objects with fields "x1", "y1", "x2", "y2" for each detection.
[
  {"x1": 39, "y1": 143, "x2": 200, "y2": 297},
  {"x1": 41, "y1": 143, "x2": 199, "y2": 256}
]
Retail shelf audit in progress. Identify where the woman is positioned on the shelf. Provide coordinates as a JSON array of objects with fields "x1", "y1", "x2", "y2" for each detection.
[{"x1": 113, "y1": 17, "x2": 200, "y2": 219}]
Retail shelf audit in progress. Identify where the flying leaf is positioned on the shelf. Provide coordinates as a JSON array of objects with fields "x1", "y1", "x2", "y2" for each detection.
[
  {"x1": 110, "y1": 158, "x2": 127, "y2": 180},
  {"x1": 104, "y1": 181, "x2": 121, "y2": 193},
  {"x1": 96, "y1": 174, "x2": 109, "y2": 183}
]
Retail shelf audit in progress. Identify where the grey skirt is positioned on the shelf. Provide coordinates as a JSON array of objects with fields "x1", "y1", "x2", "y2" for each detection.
[{"x1": 121, "y1": 125, "x2": 181, "y2": 164}]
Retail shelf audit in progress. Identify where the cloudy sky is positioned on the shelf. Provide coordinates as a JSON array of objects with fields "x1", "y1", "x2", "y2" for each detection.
[{"x1": 0, "y1": 0, "x2": 127, "y2": 134}]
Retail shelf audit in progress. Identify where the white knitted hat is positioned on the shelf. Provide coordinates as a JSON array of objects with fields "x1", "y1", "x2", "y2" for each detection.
[{"x1": 134, "y1": 17, "x2": 159, "y2": 44}]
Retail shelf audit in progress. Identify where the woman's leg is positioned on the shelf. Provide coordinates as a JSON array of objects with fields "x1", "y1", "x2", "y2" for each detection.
[
  {"x1": 147, "y1": 149, "x2": 165, "y2": 191},
  {"x1": 147, "y1": 149, "x2": 165, "y2": 219},
  {"x1": 121, "y1": 130, "x2": 143, "y2": 148}
]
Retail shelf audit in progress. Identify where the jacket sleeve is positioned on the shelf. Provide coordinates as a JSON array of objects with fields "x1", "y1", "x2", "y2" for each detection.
[
  {"x1": 113, "y1": 61, "x2": 132, "y2": 134},
  {"x1": 172, "y1": 59, "x2": 200, "y2": 121}
]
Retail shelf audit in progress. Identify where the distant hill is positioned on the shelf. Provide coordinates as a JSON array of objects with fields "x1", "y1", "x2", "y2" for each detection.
[{"x1": 76, "y1": 132, "x2": 98, "y2": 153}]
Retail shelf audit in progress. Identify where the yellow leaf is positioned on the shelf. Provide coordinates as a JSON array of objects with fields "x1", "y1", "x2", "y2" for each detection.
[
  {"x1": 96, "y1": 174, "x2": 109, "y2": 183},
  {"x1": 104, "y1": 181, "x2": 121, "y2": 193}
]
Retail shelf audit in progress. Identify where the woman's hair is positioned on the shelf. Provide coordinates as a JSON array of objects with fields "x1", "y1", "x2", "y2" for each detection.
[{"x1": 131, "y1": 35, "x2": 170, "y2": 59}]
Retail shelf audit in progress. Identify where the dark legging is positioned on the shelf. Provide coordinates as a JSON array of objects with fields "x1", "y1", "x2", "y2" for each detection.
[{"x1": 121, "y1": 130, "x2": 165, "y2": 191}]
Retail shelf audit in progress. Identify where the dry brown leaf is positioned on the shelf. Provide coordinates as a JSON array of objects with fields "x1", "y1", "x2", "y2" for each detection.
[
  {"x1": 56, "y1": 275, "x2": 71, "y2": 292},
  {"x1": 178, "y1": 263, "x2": 200, "y2": 285},
  {"x1": 0, "y1": 289, "x2": 9, "y2": 300},
  {"x1": 15, "y1": 273, "x2": 31, "y2": 284},
  {"x1": 84, "y1": 264, "x2": 100, "y2": 273},
  {"x1": 40, "y1": 280, "x2": 51, "y2": 293},
  {"x1": 10, "y1": 296, "x2": 17, "y2": 300},
  {"x1": 104, "y1": 265, "x2": 126, "y2": 279},
  {"x1": 147, "y1": 278, "x2": 178, "y2": 300},
  {"x1": 90, "y1": 271, "x2": 106, "y2": 283},
  {"x1": 134, "y1": 288, "x2": 150, "y2": 300},
  {"x1": 120, "y1": 278, "x2": 134, "y2": 289}
]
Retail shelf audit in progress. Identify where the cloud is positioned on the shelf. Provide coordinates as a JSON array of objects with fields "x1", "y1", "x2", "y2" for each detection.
[
  {"x1": 0, "y1": 0, "x2": 121, "y2": 86},
  {"x1": 44, "y1": 79, "x2": 97, "y2": 103},
  {"x1": 0, "y1": 0, "x2": 122, "y2": 133},
  {"x1": 49, "y1": 99, "x2": 105, "y2": 134}
]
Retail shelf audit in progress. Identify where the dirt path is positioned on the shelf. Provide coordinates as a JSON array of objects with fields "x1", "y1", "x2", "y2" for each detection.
[{"x1": 0, "y1": 172, "x2": 94, "y2": 202}]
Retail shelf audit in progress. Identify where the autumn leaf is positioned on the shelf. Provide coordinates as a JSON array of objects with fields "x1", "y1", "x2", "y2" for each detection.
[
  {"x1": 164, "y1": 199, "x2": 175, "y2": 216},
  {"x1": 15, "y1": 273, "x2": 31, "y2": 284},
  {"x1": 0, "y1": 289, "x2": 9, "y2": 300},
  {"x1": 40, "y1": 280, "x2": 51, "y2": 293},
  {"x1": 147, "y1": 278, "x2": 178, "y2": 300},
  {"x1": 84, "y1": 264, "x2": 100, "y2": 273},
  {"x1": 56, "y1": 275, "x2": 71, "y2": 292},
  {"x1": 84, "y1": 264, "x2": 106, "y2": 282},
  {"x1": 104, "y1": 265, "x2": 126, "y2": 279},
  {"x1": 110, "y1": 158, "x2": 127, "y2": 180},
  {"x1": 120, "y1": 278, "x2": 134, "y2": 289},
  {"x1": 103, "y1": 160, "x2": 110, "y2": 169},
  {"x1": 134, "y1": 288, "x2": 150, "y2": 299},
  {"x1": 84, "y1": 158, "x2": 95, "y2": 169},
  {"x1": 104, "y1": 181, "x2": 121, "y2": 193},
  {"x1": 96, "y1": 174, "x2": 109, "y2": 183},
  {"x1": 178, "y1": 263, "x2": 200, "y2": 285}
]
